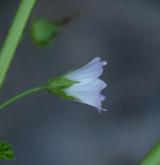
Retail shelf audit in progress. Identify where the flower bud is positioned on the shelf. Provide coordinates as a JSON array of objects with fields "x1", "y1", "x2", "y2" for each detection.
[{"x1": 30, "y1": 18, "x2": 61, "y2": 46}]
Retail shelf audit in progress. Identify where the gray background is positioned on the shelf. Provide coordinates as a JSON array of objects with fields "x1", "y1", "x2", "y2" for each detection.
[{"x1": 0, "y1": 0, "x2": 160, "y2": 164}]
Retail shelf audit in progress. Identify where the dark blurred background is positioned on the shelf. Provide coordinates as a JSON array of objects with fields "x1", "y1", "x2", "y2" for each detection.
[{"x1": 1, "y1": 0, "x2": 160, "y2": 164}]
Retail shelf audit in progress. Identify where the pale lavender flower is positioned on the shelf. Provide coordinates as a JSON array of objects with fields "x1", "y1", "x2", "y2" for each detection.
[{"x1": 64, "y1": 57, "x2": 107, "y2": 113}]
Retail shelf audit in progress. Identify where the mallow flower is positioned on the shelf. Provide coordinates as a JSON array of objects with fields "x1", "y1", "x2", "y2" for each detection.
[{"x1": 45, "y1": 57, "x2": 107, "y2": 113}]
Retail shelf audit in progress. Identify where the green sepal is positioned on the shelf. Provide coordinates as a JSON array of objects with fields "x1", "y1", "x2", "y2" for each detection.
[
  {"x1": 45, "y1": 77, "x2": 79, "y2": 100},
  {"x1": 0, "y1": 141, "x2": 14, "y2": 160}
]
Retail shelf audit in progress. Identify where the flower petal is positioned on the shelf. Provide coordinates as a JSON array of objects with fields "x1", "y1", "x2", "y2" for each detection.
[
  {"x1": 100, "y1": 94, "x2": 106, "y2": 101},
  {"x1": 65, "y1": 59, "x2": 107, "y2": 83},
  {"x1": 62, "y1": 57, "x2": 107, "y2": 112},
  {"x1": 64, "y1": 79, "x2": 107, "y2": 112},
  {"x1": 67, "y1": 90, "x2": 102, "y2": 107},
  {"x1": 65, "y1": 79, "x2": 107, "y2": 93}
]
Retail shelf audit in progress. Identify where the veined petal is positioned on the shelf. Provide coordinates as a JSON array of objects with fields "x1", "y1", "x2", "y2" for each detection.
[
  {"x1": 66, "y1": 90, "x2": 106, "y2": 113},
  {"x1": 84, "y1": 57, "x2": 101, "y2": 66},
  {"x1": 65, "y1": 58, "x2": 107, "y2": 83},
  {"x1": 65, "y1": 89, "x2": 102, "y2": 107},
  {"x1": 65, "y1": 79, "x2": 107, "y2": 93},
  {"x1": 69, "y1": 57, "x2": 101, "y2": 75},
  {"x1": 64, "y1": 79, "x2": 107, "y2": 112},
  {"x1": 77, "y1": 57, "x2": 107, "y2": 72}
]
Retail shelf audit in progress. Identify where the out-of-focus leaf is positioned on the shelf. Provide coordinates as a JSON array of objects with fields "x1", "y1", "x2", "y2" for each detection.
[
  {"x1": 0, "y1": 141, "x2": 14, "y2": 160},
  {"x1": 30, "y1": 18, "x2": 61, "y2": 46}
]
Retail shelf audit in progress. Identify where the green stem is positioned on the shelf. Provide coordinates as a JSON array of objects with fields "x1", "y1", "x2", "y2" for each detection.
[
  {"x1": 0, "y1": 86, "x2": 44, "y2": 110},
  {"x1": 0, "y1": 0, "x2": 36, "y2": 91},
  {"x1": 140, "y1": 141, "x2": 160, "y2": 165}
]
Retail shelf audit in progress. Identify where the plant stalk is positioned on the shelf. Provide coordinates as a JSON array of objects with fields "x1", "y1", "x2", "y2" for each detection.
[{"x1": 0, "y1": 0, "x2": 36, "y2": 91}]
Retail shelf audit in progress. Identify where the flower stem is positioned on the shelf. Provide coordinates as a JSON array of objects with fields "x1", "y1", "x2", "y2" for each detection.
[
  {"x1": 0, "y1": 86, "x2": 44, "y2": 110},
  {"x1": 0, "y1": 0, "x2": 36, "y2": 91},
  {"x1": 140, "y1": 141, "x2": 160, "y2": 165}
]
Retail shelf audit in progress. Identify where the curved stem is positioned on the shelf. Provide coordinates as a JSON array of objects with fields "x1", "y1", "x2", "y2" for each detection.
[
  {"x1": 140, "y1": 141, "x2": 160, "y2": 165},
  {"x1": 0, "y1": 86, "x2": 44, "y2": 110},
  {"x1": 0, "y1": 0, "x2": 36, "y2": 91}
]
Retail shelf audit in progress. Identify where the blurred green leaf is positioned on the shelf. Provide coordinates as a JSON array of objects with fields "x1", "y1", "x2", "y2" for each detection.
[
  {"x1": 30, "y1": 18, "x2": 61, "y2": 46},
  {"x1": 0, "y1": 141, "x2": 14, "y2": 160},
  {"x1": 140, "y1": 141, "x2": 160, "y2": 165}
]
